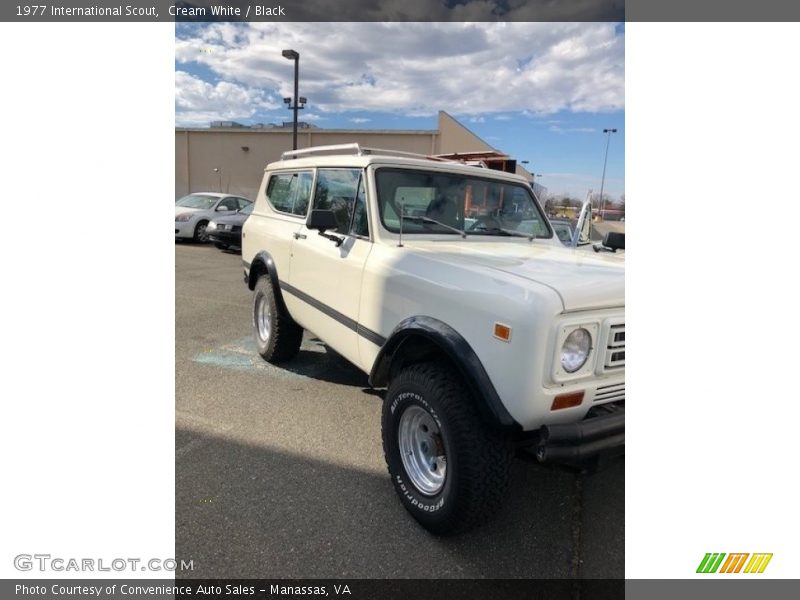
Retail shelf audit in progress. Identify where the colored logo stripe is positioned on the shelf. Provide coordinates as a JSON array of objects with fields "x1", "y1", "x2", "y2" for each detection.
[
  {"x1": 698, "y1": 552, "x2": 772, "y2": 574},
  {"x1": 697, "y1": 553, "x2": 726, "y2": 573},
  {"x1": 744, "y1": 553, "x2": 773, "y2": 573},
  {"x1": 719, "y1": 553, "x2": 749, "y2": 573}
]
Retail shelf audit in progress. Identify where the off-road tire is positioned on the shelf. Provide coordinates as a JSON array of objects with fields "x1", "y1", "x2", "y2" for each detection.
[
  {"x1": 382, "y1": 361, "x2": 514, "y2": 534},
  {"x1": 252, "y1": 275, "x2": 303, "y2": 362}
]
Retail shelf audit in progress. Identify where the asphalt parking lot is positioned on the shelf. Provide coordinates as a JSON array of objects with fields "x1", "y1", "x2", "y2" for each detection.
[{"x1": 175, "y1": 242, "x2": 624, "y2": 579}]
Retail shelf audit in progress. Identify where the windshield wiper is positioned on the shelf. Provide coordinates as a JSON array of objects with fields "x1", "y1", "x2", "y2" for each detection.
[
  {"x1": 402, "y1": 215, "x2": 467, "y2": 238},
  {"x1": 475, "y1": 226, "x2": 534, "y2": 242}
]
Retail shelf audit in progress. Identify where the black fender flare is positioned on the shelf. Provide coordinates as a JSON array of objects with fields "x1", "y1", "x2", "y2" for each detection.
[
  {"x1": 369, "y1": 316, "x2": 521, "y2": 430},
  {"x1": 244, "y1": 251, "x2": 290, "y2": 316}
]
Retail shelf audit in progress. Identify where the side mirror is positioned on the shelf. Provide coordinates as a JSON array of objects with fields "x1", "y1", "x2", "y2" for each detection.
[
  {"x1": 593, "y1": 232, "x2": 625, "y2": 253},
  {"x1": 306, "y1": 209, "x2": 339, "y2": 232},
  {"x1": 603, "y1": 231, "x2": 625, "y2": 251},
  {"x1": 306, "y1": 209, "x2": 344, "y2": 246}
]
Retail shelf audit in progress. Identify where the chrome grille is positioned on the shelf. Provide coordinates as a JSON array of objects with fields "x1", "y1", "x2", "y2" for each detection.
[
  {"x1": 603, "y1": 323, "x2": 625, "y2": 370},
  {"x1": 594, "y1": 382, "x2": 625, "y2": 403}
]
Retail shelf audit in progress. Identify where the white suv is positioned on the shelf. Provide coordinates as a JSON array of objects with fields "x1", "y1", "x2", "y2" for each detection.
[{"x1": 242, "y1": 144, "x2": 624, "y2": 534}]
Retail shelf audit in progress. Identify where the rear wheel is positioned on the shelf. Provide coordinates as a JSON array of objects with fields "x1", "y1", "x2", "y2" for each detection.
[
  {"x1": 252, "y1": 275, "x2": 303, "y2": 362},
  {"x1": 193, "y1": 220, "x2": 210, "y2": 243},
  {"x1": 382, "y1": 361, "x2": 514, "y2": 534}
]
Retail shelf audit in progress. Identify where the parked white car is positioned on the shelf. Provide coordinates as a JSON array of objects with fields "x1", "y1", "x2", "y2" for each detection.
[
  {"x1": 175, "y1": 192, "x2": 252, "y2": 242},
  {"x1": 242, "y1": 145, "x2": 624, "y2": 533}
]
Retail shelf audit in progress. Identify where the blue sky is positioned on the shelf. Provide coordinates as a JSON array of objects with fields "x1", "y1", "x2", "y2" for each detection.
[{"x1": 175, "y1": 22, "x2": 624, "y2": 200}]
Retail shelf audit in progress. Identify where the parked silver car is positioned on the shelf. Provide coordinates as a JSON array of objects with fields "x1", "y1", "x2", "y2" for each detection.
[{"x1": 175, "y1": 193, "x2": 252, "y2": 242}]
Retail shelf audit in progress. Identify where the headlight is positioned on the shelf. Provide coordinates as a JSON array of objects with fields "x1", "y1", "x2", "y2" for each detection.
[
  {"x1": 206, "y1": 221, "x2": 217, "y2": 230},
  {"x1": 175, "y1": 213, "x2": 193, "y2": 222},
  {"x1": 560, "y1": 328, "x2": 591, "y2": 373}
]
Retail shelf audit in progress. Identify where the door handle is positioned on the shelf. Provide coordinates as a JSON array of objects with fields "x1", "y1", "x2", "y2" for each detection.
[{"x1": 293, "y1": 232, "x2": 307, "y2": 240}]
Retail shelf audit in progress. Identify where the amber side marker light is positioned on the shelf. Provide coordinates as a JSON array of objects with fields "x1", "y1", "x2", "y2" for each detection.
[
  {"x1": 493, "y1": 323, "x2": 512, "y2": 342},
  {"x1": 551, "y1": 391, "x2": 585, "y2": 411}
]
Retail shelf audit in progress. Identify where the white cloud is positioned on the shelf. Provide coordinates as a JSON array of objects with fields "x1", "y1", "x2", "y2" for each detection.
[
  {"x1": 175, "y1": 22, "x2": 623, "y2": 123},
  {"x1": 174, "y1": 71, "x2": 278, "y2": 125},
  {"x1": 349, "y1": 117, "x2": 371, "y2": 123}
]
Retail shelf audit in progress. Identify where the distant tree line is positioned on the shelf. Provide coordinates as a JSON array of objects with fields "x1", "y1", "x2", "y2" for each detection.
[{"x1": 543, "y1": 192, "x2": 625, "y2": 216}]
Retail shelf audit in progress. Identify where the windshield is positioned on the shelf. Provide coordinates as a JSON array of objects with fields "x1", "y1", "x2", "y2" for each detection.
[
  {"x1": 176, "y1": 194, "x2": 218, "y2": 210},
  {"x1": 376, "y1": 168, "x2": 551, "y2": 238}
]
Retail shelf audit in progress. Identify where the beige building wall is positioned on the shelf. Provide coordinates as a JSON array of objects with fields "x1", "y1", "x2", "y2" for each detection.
[
  {"x1": 436, "y1": 111, "x2": 495, "y2": 154},
  {"x1": 175, "y1": 111, "x2": 531, "y2": 200}
]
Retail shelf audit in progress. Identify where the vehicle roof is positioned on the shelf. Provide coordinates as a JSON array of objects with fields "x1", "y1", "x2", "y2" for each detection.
[
  {"x1": 264, "y1": 153, "x2": 530, "y2": 184},
  {"x1": 184, "y1": 192, "x2": 229, "y2": 198}
]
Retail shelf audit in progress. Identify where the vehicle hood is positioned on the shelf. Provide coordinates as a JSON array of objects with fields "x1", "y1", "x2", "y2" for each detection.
[
  {"x1": 407, "y1": 240, "x2": 624, "y2": 312},
  {"x1": 175, "y1": 206, "x2": 207, "y2": 217}
]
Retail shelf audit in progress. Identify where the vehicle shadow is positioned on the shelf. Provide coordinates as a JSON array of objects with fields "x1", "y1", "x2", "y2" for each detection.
[
  {"x1": 175, "y1": 426, "x2": 618, "y2": 579},
  {"x1": 274, "y1": 335, "x2": 370, "y2": 388}
]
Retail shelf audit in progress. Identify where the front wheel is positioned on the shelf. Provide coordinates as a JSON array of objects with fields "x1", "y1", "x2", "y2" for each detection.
[
  {"x1": 252, "y1": 275, "x2": 303, "y2": 363},
  {"x1": 193, "y1": 220, "x2": 210, "y2": 243},
  {"x1": 382, "y1": 361, "x2": 514, "y2": 534}
]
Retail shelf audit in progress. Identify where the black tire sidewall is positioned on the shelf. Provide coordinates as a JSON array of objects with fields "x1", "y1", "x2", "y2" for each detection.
[
  {"x1": 383, "y1": 382, "x2": 459, "y2": 529},
  {"x1": 194, "y1": 221, "x2": 209, "y2": 242}
]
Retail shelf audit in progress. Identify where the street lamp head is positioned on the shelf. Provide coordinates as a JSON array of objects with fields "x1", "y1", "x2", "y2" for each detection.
[
  {"x1": 283, "y1": 97, "x2": 291, "y2": 104},
  {"x1": 282, "y1": 49, "x2": 299, "y2": 60},
  {"x1": 603, "y1": 128, "x2": 618, "y2": 134},
  {"x1": 298, "y1": 96, "x2": 307, "y2": 105}
]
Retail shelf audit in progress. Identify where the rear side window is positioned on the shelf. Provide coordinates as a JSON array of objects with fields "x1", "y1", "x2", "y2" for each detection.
[
  {"x1": 266, "y1": 171, "x2": 313, "y2": 217},
  {"x1": 312, "y1": 168, "x2": 362, "y2": 232}
]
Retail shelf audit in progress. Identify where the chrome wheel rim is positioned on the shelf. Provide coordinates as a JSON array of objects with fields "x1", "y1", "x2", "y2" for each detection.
[
  {"x1": 398, "y1": 405, "x2": 447, "y2": 495},
  {"x1": 197, "y1": 223, "x2": 208, "y2": 242},
  {"x1": 255, "y1": 293, "x2": 271, "y2": 343}
]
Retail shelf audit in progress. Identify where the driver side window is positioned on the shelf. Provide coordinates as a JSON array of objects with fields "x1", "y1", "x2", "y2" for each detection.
[
  {"x1": 312, "y1": 168, "x2": 362, "y2": 233},
  {"x1": 218, "y1": 197, "x2": 238, "y2": 211}
]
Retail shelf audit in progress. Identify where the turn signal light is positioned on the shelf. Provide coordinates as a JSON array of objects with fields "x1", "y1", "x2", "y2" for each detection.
[
  {"x1": 493, "y1": 323, "x2": 512, "y2": 342},
  {"x1": 551, "y1": 391, "x2": 584, "y2": 411}
]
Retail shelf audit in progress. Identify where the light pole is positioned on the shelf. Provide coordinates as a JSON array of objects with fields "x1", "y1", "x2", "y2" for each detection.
[
  {"x1": 599, "y1": 128, "x2": 617, "y2": 220},
  {"x1": 281, "y1": 49, "x2": 305, "y2": 150}
]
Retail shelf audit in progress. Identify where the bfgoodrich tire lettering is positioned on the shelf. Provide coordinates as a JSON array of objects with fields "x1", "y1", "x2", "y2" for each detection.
[
  {"x1": 382, "y1": 361, "x2": 514, "y2": 534},
  {"x1": 252, "y1": 275, "x2": 303, "y2": 363}
]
